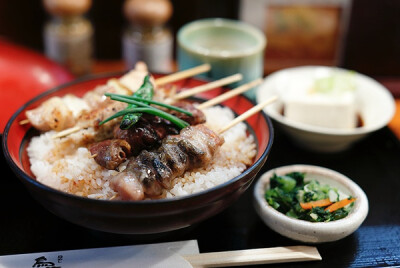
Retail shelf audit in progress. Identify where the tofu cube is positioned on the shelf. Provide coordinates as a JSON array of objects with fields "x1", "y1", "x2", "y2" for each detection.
[
  {"x1": 282, "y1": 69, "x2": 358, "y2": 132},
  {"x1": 284, "y1": 91, "x2": 357, "y2": 129}
]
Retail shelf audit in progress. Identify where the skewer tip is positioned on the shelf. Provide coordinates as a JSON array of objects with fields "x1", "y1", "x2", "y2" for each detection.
[
  {"x1": 19, "y1": 119, "x2": 30, "y2": 125},
  {"x1": 155, "y1": 63, "x2": 212, "y2": 86},
  {"x1": 217, "y1": 95, "x2": 278, "y2": 134},
  {"x1": 172, "y1": 73, "x2": 243, "y2": 100}
]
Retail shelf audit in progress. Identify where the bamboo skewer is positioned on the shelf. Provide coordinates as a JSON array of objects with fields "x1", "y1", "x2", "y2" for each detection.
[
  {"x1": 218, "y1": 95, "x2": 278, "y2": 134},
  {"x1": 19, "y1": 119, "x2": 30, "y2": 125},
  {"x1": 155, "y1": 64, "x2": 211, "y2": 86},
  {"x1": 51, "y1": 77, "x2": 251, "y2": 139},
  {"x1": 52, "y1": 82, "x2": 271, "y2": 139},
  {"x1": 52, "y1": 126, "x2": 83, "y2": 139},
  {"x1": 183, "y1": 246, "x2": 321, "y2": 267},
  {"x1": 107, "y1": 78, "x2": 130, "y2": 92},
  {"x1": 19, "y1": 64, "x2": 211, "y2": 126},
  {"x1": 172, "y1": 73, "x2": 242, "y2": 100},
  {"x1": 197, "y1": 78, "x2": 263, "y2": 110}
]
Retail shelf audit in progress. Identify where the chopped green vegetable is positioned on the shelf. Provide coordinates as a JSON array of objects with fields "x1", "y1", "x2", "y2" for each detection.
[
  {"x1": 99, "y1": 75, "x2": 192, "y2": 130},
  {"x1": 265, "y1": 172, "x2": 354, "y2": 222},
  {"x1": 105, "y1": 93, "x2": 193, "y2": 116},
  {"x1": 270, "y1": 174, "x2": 297, "y2": 192},
  {"x1": 99, "y1": 107, "x2": 189, "y2": 130},
  {"x1": 120, "y1": 74, "x2": 154, "y2": 129}
]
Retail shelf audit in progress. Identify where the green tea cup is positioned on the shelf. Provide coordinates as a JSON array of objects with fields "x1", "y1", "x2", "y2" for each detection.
[{"x1": 177, "y1": 18, "x2": 266, "y2": 100}]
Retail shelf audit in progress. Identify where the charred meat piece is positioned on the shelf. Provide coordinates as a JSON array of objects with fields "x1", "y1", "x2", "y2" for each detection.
[
  {"x1": 91, "y1": 102, "x2": 206, "y2": 170},
  {"x1": 110, "y1": 124, "x2": 224, "y2": 200},
  {"x1": 114, "y1": 113, "x2": 180, "y2": 156},
  {"x1": 89, "y1": 139, "x2": 131, "y2": 170},
  {"x1": 167, "y1": 101, "x2": 206, "y2": 125},
  {"x1": 91, "y1": 113, "x2": 180, "y2": 170}
]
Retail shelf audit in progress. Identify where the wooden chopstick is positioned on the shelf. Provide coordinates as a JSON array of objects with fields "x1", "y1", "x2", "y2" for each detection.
[
  {"x1": 172, "y1": 74, "x2": 243, "y2": 100},
  {"x1": 218, "y1": 95, "x2": 278, "y2": 134},
  {"x1": 155, "y1": 64, "x2": 211, "y2": 86},
  {"x1": 183, "y1": 246, "x2": 321, "y2": 267},
  {"x1": 197, "y1": 78, "x2": 263, "y2": 110}
]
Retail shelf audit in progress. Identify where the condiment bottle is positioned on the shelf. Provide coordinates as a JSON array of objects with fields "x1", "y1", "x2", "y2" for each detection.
[
  {"x1": 43, "y1": 0, "x2": 94, "y2": 76},
  {"x1": 122, "y1": 0, "x2": 173, "y2": 73}
]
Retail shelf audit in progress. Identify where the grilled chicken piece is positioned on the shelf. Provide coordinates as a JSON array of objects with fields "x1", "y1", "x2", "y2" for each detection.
[
  {"x1": 119, "y1": 61, "x2": 154, "y2": 93},
  {"x1": 89, "y1": 139, "x2": 131, "y2": 170},
  {"x1": 110, "y1": 124, "x2": 224, "y2": 200},
  {"x1": 82, "y1": 62, "x2": 152, "y2": 108},
  {"x1": 77, "y1": 99, "x2": 127, "y2": 129},
  {"x1": 26, "y1": 95, "x2": 88, "y2": 132},
  {"x1": 25, "y1": 62, "x2": 154, "y2": 133}
]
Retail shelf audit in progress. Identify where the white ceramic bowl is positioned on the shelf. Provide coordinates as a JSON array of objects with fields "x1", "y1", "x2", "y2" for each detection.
[
  {"x1": 256, "y1": 66, "x2": 396, "y2": 152},
  {"x1": 253, "y1": 164, "x2": 369, "y2": 243}
]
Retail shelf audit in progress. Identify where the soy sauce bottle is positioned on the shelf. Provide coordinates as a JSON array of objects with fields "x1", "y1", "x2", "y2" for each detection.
[
  {"x1": 43, "y1": 0, "x2": 94, "y2": 76},
  {"x1": 122, "y1": 0, "x2": 173, "y2": 73}
]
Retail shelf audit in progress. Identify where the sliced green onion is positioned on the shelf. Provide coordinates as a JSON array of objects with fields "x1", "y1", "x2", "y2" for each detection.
[
  {"x1": 108, "y1": 95, "x2": 151, "y2": 108},
  {"x1": 131, "y1": 107, "x2": 189, "y2": 129},
  {"x1": 99, "y1": 107, "x2": 189, "y2": 129},
  {"x1": 105, "y1": 93, "x2": 193, "y2": 116},
  {"x1": 99, "y1": 108, "x2": 137, "y2": 126}
]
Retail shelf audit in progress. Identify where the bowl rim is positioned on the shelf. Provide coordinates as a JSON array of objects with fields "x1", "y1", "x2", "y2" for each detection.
[
  {"x1": 253, "y1": 164, "x2": 369, "y2": 230},
  {"x1": 2, "y1": 72, "x2": 274, "y2": 205},
  {"x1": 256, "y1": 65, "x2": 396, "y2": 136},
  {"x1": 177, "y1": 18, "x2": 267, "y2": 59}
]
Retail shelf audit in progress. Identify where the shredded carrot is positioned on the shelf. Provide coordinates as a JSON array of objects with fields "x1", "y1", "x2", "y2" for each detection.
[
  {"x1": 325, "y1": 198, "x2": 356, "y2": 212},
  {"x1": 300, "y1": 198, "x2": 332, "y2": 210}
]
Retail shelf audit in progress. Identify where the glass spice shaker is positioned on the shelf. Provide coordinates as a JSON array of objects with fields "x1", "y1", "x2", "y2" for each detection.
[
  {"x1": 122, "y1": 0, "x2": 173, "y2": 73},
  {"x1": 43, "y1": 0, "x2": 94, "y2": 76}
]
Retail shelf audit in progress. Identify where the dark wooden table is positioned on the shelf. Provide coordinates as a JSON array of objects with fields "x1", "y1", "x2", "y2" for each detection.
[{"x1": 1, "y1": 124, "x2": 399, "y2": 267}]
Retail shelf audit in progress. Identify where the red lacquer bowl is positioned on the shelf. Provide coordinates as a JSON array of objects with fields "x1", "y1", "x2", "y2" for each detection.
[{"x1": 2, "y1": 73, "x2": 274, "y2": 234}]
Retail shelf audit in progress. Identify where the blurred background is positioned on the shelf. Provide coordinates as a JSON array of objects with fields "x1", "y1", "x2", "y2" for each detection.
[{"x1": 0, "y1": 0, "x2": 399, "y2": 77}]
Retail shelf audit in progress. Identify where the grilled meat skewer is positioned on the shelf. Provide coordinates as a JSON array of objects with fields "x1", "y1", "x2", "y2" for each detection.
[
  {"x1": 166, "y1": 101, "x2": 206, "y2": 126},
  {"x1": 110, "y1": 124, "x2": 224, "y2": 200},
  {"x1": 89, "y1": 113, "x2": 180, "y2": 168},
  {"x1": 89, "y1": 101, "x2": 206, "y2": 170},
  {"x1": 89, "y1": 139, "x2": 131, "y2": 170},
  {"x1": 25, "y1": 62, "x2": 152, "y2": 132}
]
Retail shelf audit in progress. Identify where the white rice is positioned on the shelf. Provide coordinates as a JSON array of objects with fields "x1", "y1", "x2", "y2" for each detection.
[{"x1": 27, "y1": 106, "x2": 257, "y2": 200}]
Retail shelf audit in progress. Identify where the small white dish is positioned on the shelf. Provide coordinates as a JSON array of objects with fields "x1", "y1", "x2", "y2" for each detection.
[
  {"x1": 256, "y1": 66, "x2": 396, "y2": 152},
  {"x1": 253, "y1": 164, "x2": 369, "y2": 243}
]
